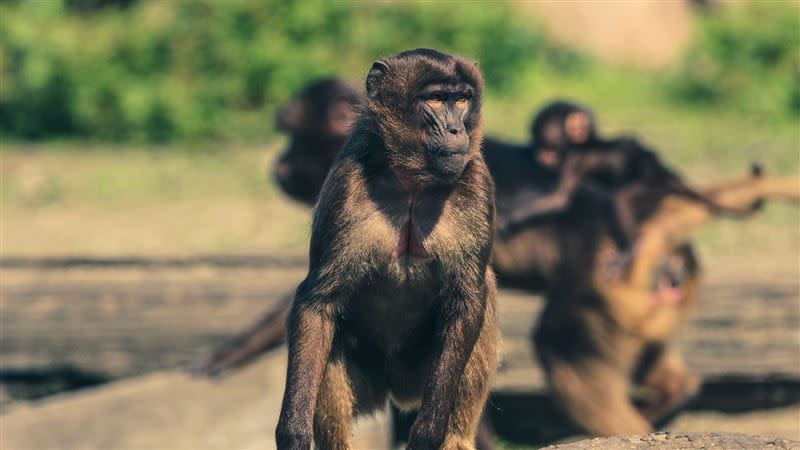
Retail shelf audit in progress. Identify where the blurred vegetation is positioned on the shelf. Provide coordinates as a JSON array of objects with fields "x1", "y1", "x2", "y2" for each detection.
[
  {"x1": 665, "y1": 2, "x2": 800, "y2": 117},
  {"x1": 2, "y1": 0, "x2": 796, "y2": 144},
  {"x1": 0, "y1": 0, "x2": 584, "y2": 142}
]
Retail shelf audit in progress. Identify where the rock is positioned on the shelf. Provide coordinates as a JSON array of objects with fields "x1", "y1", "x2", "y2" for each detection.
[
  {"x1": 542, "y1": 431, "x2": 800, "y2": 449},
  {"x1": 0, "y1": 350, "x2": 389, "y2": 450}
]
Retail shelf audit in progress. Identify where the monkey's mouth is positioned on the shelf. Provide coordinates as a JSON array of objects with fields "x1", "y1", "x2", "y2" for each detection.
[
  {"x1": 428, "y1": 146, "x2": 469, "y2": 179},
  {"x1": 429, "y1": 143, "x2": 469, "y2": 159}
]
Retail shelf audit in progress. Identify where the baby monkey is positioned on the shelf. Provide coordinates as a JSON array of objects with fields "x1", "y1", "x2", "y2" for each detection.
[
  {"x1": 276, "y1": 49, "x2": 498, "y2": 450},
  {"x1": 503, "y1": 100, "x2": 758, "y2": 248}
]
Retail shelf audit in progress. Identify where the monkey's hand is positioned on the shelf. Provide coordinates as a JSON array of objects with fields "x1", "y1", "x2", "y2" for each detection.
[
  {"x1": 274, "y1": 425, "x2": 313, "y2": 450},
  {"x1": 406, "y1": 421, "x2": 445, "y2": 450}
]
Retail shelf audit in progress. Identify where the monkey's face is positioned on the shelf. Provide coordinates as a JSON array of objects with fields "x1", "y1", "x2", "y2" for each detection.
[
  {"x1": 530, "y1": 100, "x2": 596, "y2": 169},
  {"x1": 274, "y1": 136, "x2": 339, "y2": 206},
  {"x1": 365, "y1": 49, "x2": 483, "y2": 184},
  {"x1": 564, "y1": 111, "x2": 593, "y2": 145},
  {"x1": 414, "y1": 82, "x2": 475, "y2": 179},
  {"x1": 275, "y1": 78, "x2": 359, "y2": 139},
  {"x1": 273, "y1": 78, "x2": 359, "y2": 204}
]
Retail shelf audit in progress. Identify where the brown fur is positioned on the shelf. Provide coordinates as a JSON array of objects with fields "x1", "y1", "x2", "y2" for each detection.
[{"x1": 275, "y1": 49, "x2": 498, "y2": 450}]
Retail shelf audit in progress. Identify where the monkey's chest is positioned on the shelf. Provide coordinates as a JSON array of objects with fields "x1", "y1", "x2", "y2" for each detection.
[
  {"x1": 359, "y1": 175, "x2": 455, "y2": 262},
  {"x1": 348, "y1": 276, "x2": 439, "y2": 351}
]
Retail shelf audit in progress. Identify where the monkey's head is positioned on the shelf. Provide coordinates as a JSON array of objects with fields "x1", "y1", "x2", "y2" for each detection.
[
  {"x1": 364, "y1": 48, "x2": 484, "y2": 185},
  {"x1": 273, "y1": 77, "x2": 360, "y2": 205},
  {"x1": 530, "y1": 100, "x2": 596, "y2": 170}
]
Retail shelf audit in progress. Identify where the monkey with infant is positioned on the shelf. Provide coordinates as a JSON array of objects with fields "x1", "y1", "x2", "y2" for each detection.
[{"x1": 276, "y1": 49, "x2": 499, "y2": 450}]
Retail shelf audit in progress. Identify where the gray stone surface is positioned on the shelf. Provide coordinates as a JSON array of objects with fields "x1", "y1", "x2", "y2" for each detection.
[{"x1": 543, "y1": 431, "x2": 800, "y2": 449}]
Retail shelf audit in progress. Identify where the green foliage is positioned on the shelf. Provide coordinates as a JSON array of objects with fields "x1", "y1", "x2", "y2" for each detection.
[
  {"x1": 1, "y1": 1, "x2": 796, "y2": 144},
  {"x1": 666, "y1": 2, "x2": 800, "y2": 117},
  {"x1": 0, "y1": 0, "x2": 583, "y2": 143}
]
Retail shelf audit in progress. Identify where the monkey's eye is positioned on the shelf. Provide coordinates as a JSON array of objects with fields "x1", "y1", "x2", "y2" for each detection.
[
  {"x1": 456, "y1": 95, "x2": 469, "y2": 106},
  {"x1": 425, "y1": 93, "x2": 444, "y2": 107}
]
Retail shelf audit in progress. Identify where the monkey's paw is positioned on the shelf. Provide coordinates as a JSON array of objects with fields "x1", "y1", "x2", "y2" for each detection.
[
  {"x1": 406, "y1": 423, "x2": 446, "y2": 450},
  {"x1": 275, "y1": 428, "x2": 313, "y2": 450}
]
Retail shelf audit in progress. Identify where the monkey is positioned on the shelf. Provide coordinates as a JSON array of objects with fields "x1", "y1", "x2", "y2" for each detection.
[
  {"x1": 534, "y1": 169, "x2": 800, "y2": 436},
  {"x1": 501, "y1": 100, "x2": 759, "y2": 241},
  {"x1": 275, "y1": 49, "x2": 499, "y2": 450},
  {"x1": 191, "y1": 79, "x2": 359, "y2": 377},
  {"x1": 529, "y1": 100, "x2": 597, "y2": 164},
  {"x1": 273, "y1": 77, "x2": 360, "y2": 206}
]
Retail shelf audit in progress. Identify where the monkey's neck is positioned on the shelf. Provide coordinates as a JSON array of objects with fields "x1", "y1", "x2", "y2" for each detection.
[
  {"x1": 393, "y1": 168, "x2": 429, "y2": 195},
  {"x1": 391, "y1": 169, "x2": 429, "y2": 260}
]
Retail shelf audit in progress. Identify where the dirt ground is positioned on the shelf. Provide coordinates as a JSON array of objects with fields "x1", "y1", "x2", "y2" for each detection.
[{"x1": 1, "y1": 241, "x2": 798, "y2": 448}]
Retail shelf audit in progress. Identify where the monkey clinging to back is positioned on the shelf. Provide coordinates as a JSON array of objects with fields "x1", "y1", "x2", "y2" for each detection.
[{"x1": 276, "y1": 49, "x2": 499, "y2": 450}]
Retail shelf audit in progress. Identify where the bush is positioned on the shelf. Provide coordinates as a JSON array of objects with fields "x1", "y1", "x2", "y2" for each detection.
[
  {"x1": 666, "y1": 2, "x2": 799, "y2": 117},
  {"x1": 0, "y1": 0, "x2": 582, "y2": 143}
]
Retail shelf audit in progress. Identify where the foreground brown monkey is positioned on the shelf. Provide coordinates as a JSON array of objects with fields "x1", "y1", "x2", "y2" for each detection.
[
  {"x1": 535, "y1": 170, "x2": 800, "y2": 436},
  {"x1": 275, "y1": 49, "x2": 498, "y2": 450}
]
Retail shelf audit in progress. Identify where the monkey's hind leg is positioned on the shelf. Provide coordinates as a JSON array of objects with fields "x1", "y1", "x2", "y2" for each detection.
[
  {"x1": 545, "y1": 356, "x2": 652, "y2": 436},
  {"x1": 635, "y1": 343, "x2": 701, "y2": 424}
]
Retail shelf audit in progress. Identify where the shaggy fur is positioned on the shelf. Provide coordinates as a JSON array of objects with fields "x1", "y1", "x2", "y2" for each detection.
[{"x1": 275, "y1": 49, "x2": 498, "y2": 450}]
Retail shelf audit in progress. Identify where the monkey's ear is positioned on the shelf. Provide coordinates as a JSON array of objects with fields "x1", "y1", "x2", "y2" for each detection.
[{"x1": 366, "y1": 60, "x2": 388, "y2": 99}]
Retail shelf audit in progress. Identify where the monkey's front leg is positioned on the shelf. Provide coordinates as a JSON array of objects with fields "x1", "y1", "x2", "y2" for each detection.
[
  {"x1": 276, "y1": 284, "x2": 336, "y2": 450},
  {"x1": 407, "y1": 287, "x2": 488, "y2": 450}
]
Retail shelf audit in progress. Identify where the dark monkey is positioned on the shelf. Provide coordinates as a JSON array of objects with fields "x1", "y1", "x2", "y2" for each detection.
[
  {"x1": 275, "y1": 49, "x2": 499, "y2": 450},
  {"x1": 501, "y1": 100, "x2": 758, "y2": 239},
  {"x1": 274, "y1": 78, "x2": 360, "y2": 205},
  {"x1": 190, "y1": 80, "x2": 358, "y2": 377},
  {"x1": 528, "y1": 100, "x2": 597, "y2": 166},
  {"x1": 192, "y1": 79, "x2": 360, "y2": 377}
]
